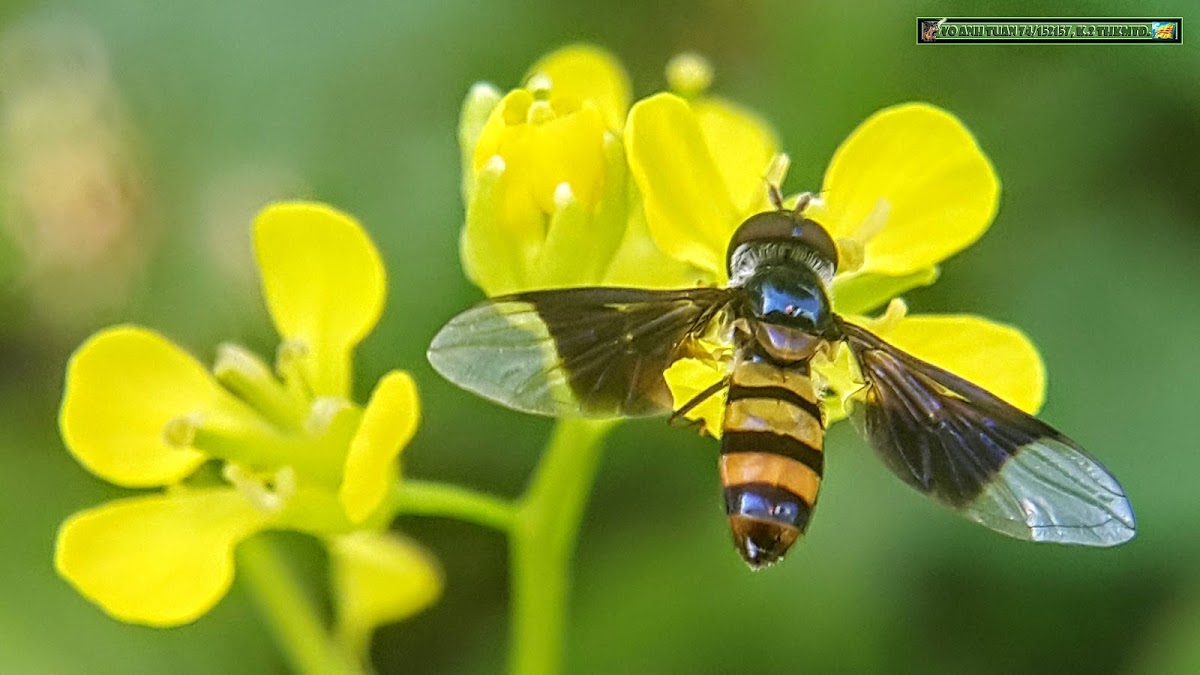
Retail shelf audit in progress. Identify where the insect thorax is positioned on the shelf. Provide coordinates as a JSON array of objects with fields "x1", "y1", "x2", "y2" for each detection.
[{"x1": 730, "y1": 240, "x2": 837, "y2": 360}]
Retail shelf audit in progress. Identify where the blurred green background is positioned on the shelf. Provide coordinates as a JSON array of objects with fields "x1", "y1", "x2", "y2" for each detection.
[{"x1": 1, "y1": 0, "x2": 1196, "y2": 673}]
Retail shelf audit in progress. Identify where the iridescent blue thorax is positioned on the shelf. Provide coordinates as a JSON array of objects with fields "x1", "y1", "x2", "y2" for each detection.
[
  {"x1": 726, "y1": 209, "x2": 841, "y2": 354},
  {"x1": 740, "y1": 261, "x2": 834, "y2": 335}
]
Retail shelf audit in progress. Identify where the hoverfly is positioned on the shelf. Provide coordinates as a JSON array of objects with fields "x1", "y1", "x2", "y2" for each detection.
[{"x1": 428, "y1": 190, "x2": 1136, "y2": 569}]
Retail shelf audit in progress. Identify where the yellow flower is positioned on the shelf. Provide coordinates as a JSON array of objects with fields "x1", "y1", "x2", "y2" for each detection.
[
  {"x1": 459, "y1": 45, "x2": 728, "y2": 296},
  {"x1": 628, "y1": 98, "x2": 1043, "y2": 430},
  {"x1": 458, "y1": 44, "x2": 1041, "y2": 434},
  {"x1": 460, "y1": 45, "x2": 631, "y2": 295},
  {"x1": 625, "y1": 86, "x2": 780, "y2": 281},
  {"x1": 55, "y1": 202, "x2": 441, "y2": 640}
]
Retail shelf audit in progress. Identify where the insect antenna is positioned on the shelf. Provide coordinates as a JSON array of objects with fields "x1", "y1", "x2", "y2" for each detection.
[{"x1": 767, "y1": 183, "x2": 785, "y2": 211}]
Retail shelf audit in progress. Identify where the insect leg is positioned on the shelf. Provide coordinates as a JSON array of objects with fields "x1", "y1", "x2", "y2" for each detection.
[{"x1": 668, "y1": 377, "x2": 729, "y2": 427}]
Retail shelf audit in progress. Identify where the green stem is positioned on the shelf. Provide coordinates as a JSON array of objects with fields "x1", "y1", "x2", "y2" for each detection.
[
  {"x1": 392, "y1": 479, "x2": 516, "y2": 531},
  {"x1": 508, "y1": 418, "x2": 616, "y2": 675},
  {"x1": 238, "y1": 535, "x2": 363, "y2": 675}
]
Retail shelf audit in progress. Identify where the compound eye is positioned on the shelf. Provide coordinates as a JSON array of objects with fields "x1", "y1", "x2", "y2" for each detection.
[
  {"x1": 795, "y1": 218, "x2": 839, "y2": 268},
  {"x1": 725, "y1": 210, "x2": 840, "y2": 272},
  {"x1": 727, "y1": 211, "x2": 798, "y2": 256}
]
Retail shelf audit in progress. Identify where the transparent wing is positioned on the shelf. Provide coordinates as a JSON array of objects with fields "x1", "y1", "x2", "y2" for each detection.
[
  {"x1": 428, "y1": 287, "x2": 731, "y2": 418},
  {"x1": 840, "y1": 320, "x2": 1135, "y2": 546}
]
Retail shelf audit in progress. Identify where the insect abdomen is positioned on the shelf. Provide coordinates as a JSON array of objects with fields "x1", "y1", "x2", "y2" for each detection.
[{"x1": 719, "y1": 356, "x2": 825, "y2": 568}]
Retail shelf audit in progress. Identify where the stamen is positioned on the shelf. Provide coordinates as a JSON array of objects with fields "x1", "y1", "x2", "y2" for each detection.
[
  {"x1": 215, "y1": 343, "x2": 269, "y2": 380},
  {"x1": 276, "y1": 338, "x2": 314, "y2": 402},
  {"x1": 526, "y1": 72, "x2": 553, "y2": 98},
  {"x1": 214, "y1": 343, "x2": 305, "y2": 429},
  {"x1": 527, "y1": 99, "x2": 555, "y2": 124},
  {"x1": 875, "y1": 298, "x2": 909, "y2": 333},
  {"x1": 272, "y1": 465, "x2": 297, "y2": 502},
  {"x1": 223, "y1": 463, "x2": 290, "y2": 513},
  {"x1": 276, "y1": 338, "x2": 308, "y2": 369},
  {"x1": 467, "y1": 82, "x2": 501, "y2": 101},
  {"x1": 553, "y1": 182, "x2": 575, "y2": 209},
  {"x1": 854, "y1": 197, "x2": 891, "y2": 245},
  {"x1": 666, "y1": 52, "x2": 713, "y2": 98},
  {"x1": 764, "y1": 154, "x2": 790, "y2": 201},
  {"x1": 834, "y1": 197, "x2": 891, "y2": 274},
  {"x1": 463, "y1": 82, "x2": 503, "y2": 135},
  {"x1": 307, "y1": 396, "x2": 352, "y2": 436},
  {"x1": 187, "y1": 416, "x2": 307, "y2": 470},
  {"x1": 162, "y1": 413, "x2": 202, "y2": 449},
  {"x1": 836, "y1": 237, "x2": 866, "y2": 273},
  {"x1": 483, "y1": 154, "x2": 506, "y2": 175}
]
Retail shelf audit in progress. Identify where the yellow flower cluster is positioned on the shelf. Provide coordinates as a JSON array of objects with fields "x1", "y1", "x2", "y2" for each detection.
[
  {"x1": 56, "y1": 204, "x2": 440, "y2": 645},
  {"x1": 52, "y1": 44, "x2": 1050, "y2": 659},
  {"x1": 458, "y1": 45, "x2": 1044, "y2": 432}
]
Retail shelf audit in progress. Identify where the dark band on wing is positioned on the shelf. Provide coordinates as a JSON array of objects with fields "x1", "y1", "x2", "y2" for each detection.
[
  {"x1": 722, "y1": 431, "x2": 825, "y2": 476},
  {"x1": 727, "y1": 384, "x2": 823, "y2": 425},
  {"x1": 515, "y1": 287, "x2": 730, "y2": 416},
  {"x1": 841, "y1": 318, "x2": 1065, "y2": 506},
  {"x1": 838, "y1": 318, "x2": 1135, "y2": 547}
]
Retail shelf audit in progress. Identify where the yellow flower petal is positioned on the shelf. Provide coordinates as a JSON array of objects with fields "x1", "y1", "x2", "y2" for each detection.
[
  {"x1": 461, "y1": 153, "x2": 530, "y2": 295},
  {"x1": 340, "y1": 371, "x2": 419, "y2": 524},
  {"x1": 465, "y1": 90, "x2": 620, "y2": 295},
  {"x1": 663, "y1": 357, "x2": 728, "y2": 437},
  {"x1": 627, "y1": 93, "x2": 741, "y2": 277},
  {"x1": 331, "y1": 531, "x2": 442, "y2": 658},
  {"x1": 458, "y1": 83, "x2": 502, "y2": 201},
  {"x1": 865, "y1": 313, "x2": 1046, "y2": 413},
  {"x1": 831, "y1": 267, "x2": 940, "y2": 315},
  {"x1": 812, "y1": 341, "x2": 859, "y2": 426},
  {"x1": 533, "y1": 132, "x2": 628, "y2": 289},
  {"x1": 526, "y1": 44, "x2": 630, "y2": 131},
  {"x1": 254, "y1": 202, "x2": 385, "y2": 398},
  {"x1": 692, "y1": 97, "x2": 778, "y2": 216},
  {"x1": 55, "y1": 489, "x2": 270, "y2": 626},
  {"x1": 472, "y1": 92, "x2": 609, "y2": 215},
  {"x1": 60, "y1": 326, "x2": 257, "y2": 487},
  {"x1": 601, "y1": 204, "x2": 709, "y2": 289},
  {"x1": 816, "y1": 103, "x2": 999, "y2": 276}
]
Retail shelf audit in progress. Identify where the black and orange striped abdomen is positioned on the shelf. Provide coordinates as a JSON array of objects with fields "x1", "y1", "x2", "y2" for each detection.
[{"x1": 720, "y1": 357, "x2": 825, "y2": 569}]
